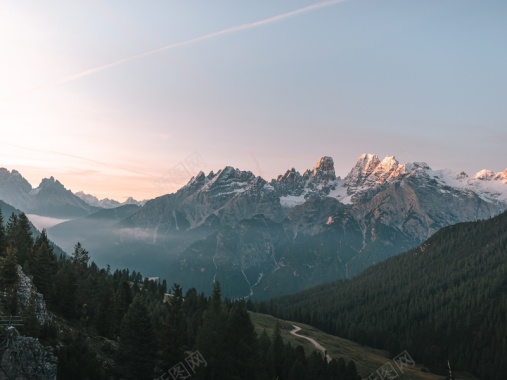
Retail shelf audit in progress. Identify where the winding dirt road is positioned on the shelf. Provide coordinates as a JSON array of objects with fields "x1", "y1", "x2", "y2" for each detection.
[{"x1": 290, "y1": 325, "x2": 332, "y2": 362}]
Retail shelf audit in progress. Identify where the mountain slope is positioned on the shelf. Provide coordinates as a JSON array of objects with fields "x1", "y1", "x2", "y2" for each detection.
[
  {"x1": 258, "y1": 209, "x2": 507, "y2": 379},
  {"x1": 10, "y1": 155, "x2": 506, "y2": 299},
  {"x1": 249, "y1": 312, "x2": 477, "y2": 380},
  {"x1": 166, "y1": 155, "x2": 507, "y2": 298},
  {"x1": 0, "y1": 169, "x2": 99, "y2": 218}
]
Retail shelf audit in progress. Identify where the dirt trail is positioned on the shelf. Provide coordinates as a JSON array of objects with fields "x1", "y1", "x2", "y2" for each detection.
[{"x1": 290, "y1": 325, "x2": 332, "y2": 362}]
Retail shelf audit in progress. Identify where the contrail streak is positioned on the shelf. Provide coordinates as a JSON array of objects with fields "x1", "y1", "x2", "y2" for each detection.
[
  {"x1": 0, "y1": 141, "x2": 155, "y2": 178},
  {"x1": 2, "y1": 0, "x2": 347, "y2": 99}
]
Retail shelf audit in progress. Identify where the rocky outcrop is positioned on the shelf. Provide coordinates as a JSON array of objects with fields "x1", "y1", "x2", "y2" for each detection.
[
  {"x1": 16, "y1": 266, "x2": 52, "y2": 325},
  {"x1": 0, "y1": 267, "x2": 56, "y2": 380},
  {"x1": 0, "y1": 326, "x2": 58, "y2": 380}
]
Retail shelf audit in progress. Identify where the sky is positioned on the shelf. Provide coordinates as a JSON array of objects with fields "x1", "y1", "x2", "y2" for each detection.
[{"x1": 1, "y1": 0, "x2": 506, "y2": 202}]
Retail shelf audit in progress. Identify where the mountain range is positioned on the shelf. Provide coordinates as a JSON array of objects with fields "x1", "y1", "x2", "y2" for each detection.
[
  {"x1": 0, "y1": 168, "x2": 144, "y2": 218},
  {"x1": 1, "y1": 155, "x2": 506, "y2": 298},
  {"x1": 258, "y1": 208, "x2": 507, "y2": 378}
]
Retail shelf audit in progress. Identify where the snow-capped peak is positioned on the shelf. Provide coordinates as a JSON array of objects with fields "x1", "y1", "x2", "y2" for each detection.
[
  {"x1": 343, "y1": 153, "x2": 381, "y2": 188},
  {"x1": 495, "y1": 169, "x2": 507, "y2": 182},
  {"x1": 474, "y1": 169, "x2": 496, "y2": 181}
]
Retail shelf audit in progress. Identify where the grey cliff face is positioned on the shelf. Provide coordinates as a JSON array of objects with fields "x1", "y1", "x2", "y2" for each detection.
[
  {"x1": 0, "y1": 266, "x2": 57, "y2": 380},
  {"x1": 0, "y1": 327, "x2": 58, "y2": 380},
  {"x1": 17, "y1": 266, "x2": 53, "y2": 325}
]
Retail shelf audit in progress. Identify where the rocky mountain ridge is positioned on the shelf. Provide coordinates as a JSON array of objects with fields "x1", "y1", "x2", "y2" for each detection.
[
  {"x1": 155, "y1": 154, "x2": 507, "y2": 298},
  {"x1": 0, "y1": 170, "x2": 97, "y2": 218},
  {"x1": 5, "y1": 154, "x2": 506, "y2": 299},
  {"x1": 75, "y1": 191, "x2": 145, "y2": 209}
]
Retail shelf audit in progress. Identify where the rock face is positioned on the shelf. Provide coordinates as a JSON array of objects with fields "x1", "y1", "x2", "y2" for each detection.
[
  {"x1": 0, "y1": 327, "x2": 58, "y2": 380},
  {"x1": 271, "y1": 156, "x2": 340, "y2": 200},
  {"x1": 124, "y1": 166, "x2": 284, "y2": 232},
  {"x1": 16, "y1": 266, "x2": 52, "y2": 325},
  {"x1": 0, "y1": 267, "x2": 57, "y2": 380}
]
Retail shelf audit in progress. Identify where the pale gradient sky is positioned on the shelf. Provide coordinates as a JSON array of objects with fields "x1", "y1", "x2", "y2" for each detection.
[{"x1": 1, "y1": 0, "x2": 506, "y2": 202}]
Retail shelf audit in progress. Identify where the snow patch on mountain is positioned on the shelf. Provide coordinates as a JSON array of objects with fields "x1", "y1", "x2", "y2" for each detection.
[{"x1": 429, "y1": 167, "x2": 507, "y2": 203}]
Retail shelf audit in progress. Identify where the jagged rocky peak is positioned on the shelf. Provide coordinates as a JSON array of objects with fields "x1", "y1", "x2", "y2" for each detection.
[
  {"x1": 272, "y1": 157, "x2": 339, "y2": 198},
  {"x1": 277, "y1": 168, "x2": 300, "y2": 182},
  {"x1": 199, "y1": 166, "x2": 261, "y2": 196},
  {"x1": 344, "y1": 153, "x2": 381, "y2": 187},
  {"x1": 495, "y1": 169, "x2": 507, "y2": 182},
  {"x1": 371, "y1": 155, "x2": 400, "y2": 181},
  {"x1": 272, "y1": 168, "x2": 305, "y2": 196},
  {"x1": 473, "y1": 168, "x2": 507, "y2": 182},
  {"x1": 344, "y1": 154, "x2": 434, "y2": 192},
  {"x1": 311, "y1": 156, "x2": 336, "y2": 181},
  {"x1": 37, "y1": 176, "x2": 65, "y2": 190},
  {"x1": 474, "y1": 169, "x2": 496, "y2": 181},
  {"x1": 193, "y1": 170, "x2": 206, "y2": 182},
  {"x1": 215, "y1": 166, "x2": 254, "y2": 181},
  {"x1": 0, "y1": 168, "x2": 32, "y2": 192},
  {"x1": 186, "y1": 170, "x2": 207, "y2": 188}
]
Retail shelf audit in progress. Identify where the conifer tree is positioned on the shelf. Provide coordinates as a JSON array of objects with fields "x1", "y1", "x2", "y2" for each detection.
[
  {"x1": 0, "y1": 209, "x2": 6, "y2": 256},
  {"x1": 118, "y1": 297, "x2": 156, "y2": 380},
  {"x1": 72, "y1": 242, "x2": 89, "y2": 270},
  {"x1": 224, "y1": 301, "x2": 258, "y2": 380},
  {"x1": 6, "y1": 212, "x2": 33, "y2": 268},
  {"x1": 196, "y1": 281, "x2": 229, "y2": 379},
  {"x1": 114, "y1": 279, "x2": 133, "y2": 332},
  {"x1": 160, "y1": 283, "x2": 186, "y2": 370},
  {"x1": 1, "y1": 245, "x2": 19, "y2": 287},
  {"x1": 96, "y1": 285, "x2": 116, "y2": 338},
  {"x1": 0, "y1": 245, "x2": 19, "y2": 314},
  {"x1": 31, "y1": 238, "x2": 56, "y2": 301}
]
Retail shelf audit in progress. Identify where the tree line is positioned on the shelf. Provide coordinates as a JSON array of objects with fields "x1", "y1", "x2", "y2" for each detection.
[
  {"x1": 255, "y1": 210, "x2": 507, "y2": 380},
  {"x1": 0, "y1": 209, "x2": 361, "y2": 380}
]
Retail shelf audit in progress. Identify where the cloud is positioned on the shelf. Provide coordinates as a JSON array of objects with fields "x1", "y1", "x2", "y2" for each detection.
[{"x1": 2, "y1": 0, "x2": 347, "y2": 100}]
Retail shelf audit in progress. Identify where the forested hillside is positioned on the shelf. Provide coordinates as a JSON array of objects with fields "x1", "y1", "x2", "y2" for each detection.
[
  {"x1": 0, "y1": 208, "x2": 361, "y2": 380},
  {"x1": 257, "y1": 210, "x2": 507, "y2": 379}
]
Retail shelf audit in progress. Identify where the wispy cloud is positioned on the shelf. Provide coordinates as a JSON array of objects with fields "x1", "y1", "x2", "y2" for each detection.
[{"x1": 2, "y1": 0, "x2": 347, "y2": 100}]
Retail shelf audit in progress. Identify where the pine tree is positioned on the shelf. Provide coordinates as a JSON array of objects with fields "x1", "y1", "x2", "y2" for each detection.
[
  {"x1": 160, "y1": 283, "x2": 186, "y2": 370},
  {"x1": 1, "y1": 245, "x2": 19, "y2": 287},
  {"x1": 31, "y1": 239, "x2": 55, "y2": 301},
  {"x1": 6, "y1": 212, "x2": 33, "y2": 268},
  {"x1": 0, "y1": 245, "x2": 19, "y2": 315},
  {"x1": 114, "y1": 279, "x2": 133, "y2": 333},
  {"x1": 96, "y1": 285, "x2": 116, "y2": 338},
  {"x1": 224, "y1": 301, "x2": 258, "y2": 380},
  {"x1": 196, "y1": 281, "x2": 229, "y2": 379},
  {"x1": 0, "y1": 209, "x2": 6, "y2": 256},
  {"x1": 118, "y1": 297, "x2": 156, "y2": 380},
  {"x1": 22, "y1": 292, "x2": 41, "y2": 338},
  {"x1": 72, "y1": 242, "x2": 90, "y2": 270},
  {"x1": 55, "y1": 266, "x2": 77, "y2": 318}
]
